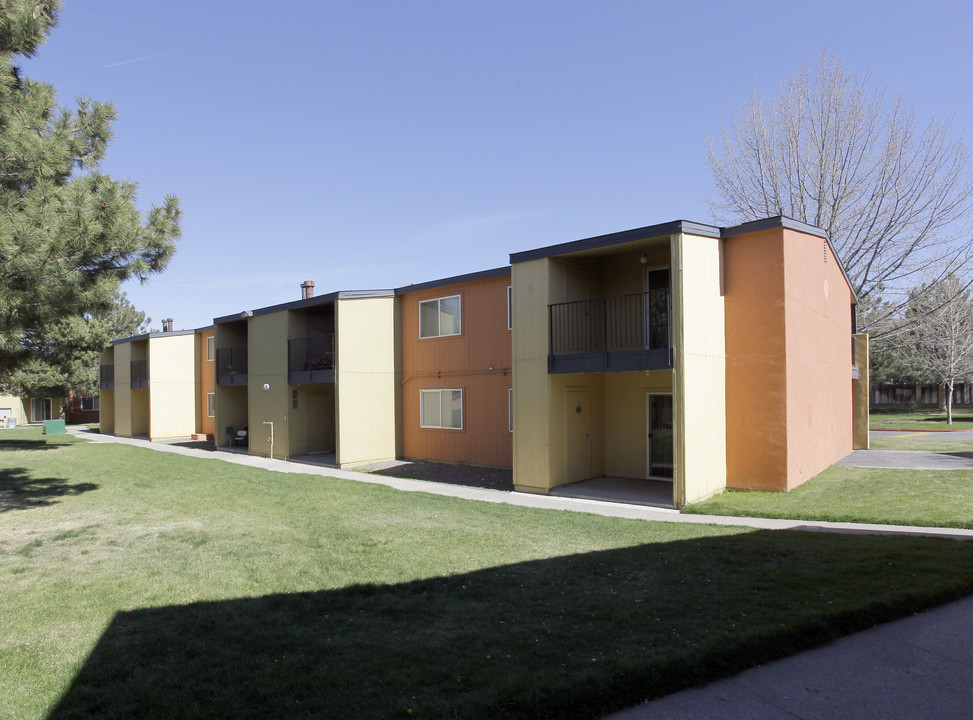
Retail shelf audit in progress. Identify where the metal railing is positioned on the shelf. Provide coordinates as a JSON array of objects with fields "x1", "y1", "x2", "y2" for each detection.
[
  {"x1": 288, "y1": 334, "x2": 335, "y2": 375},
  {"x1": 216, "y1": 346, "x2": 248, "y2": 385},
  {"x1": 549, "y1": 290, "x2": 671, "y2": 355},
  {"x1": 99, "y1": 364, "x2": 114, "y2": 389},
  {"x1": 130, "y1": 359, "x2": 149, "y2": 388}
]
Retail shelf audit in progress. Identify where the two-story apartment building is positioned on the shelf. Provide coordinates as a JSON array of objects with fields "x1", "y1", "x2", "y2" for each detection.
[
  {"x1": 99, "y1": 215, "x2": 866, "y2": 508},
  {"x1": 511, "y1": 216, "x2": 863, "y2": 506}
]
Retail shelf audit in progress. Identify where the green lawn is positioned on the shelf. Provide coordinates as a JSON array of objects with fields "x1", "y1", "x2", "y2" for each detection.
[
  {"x1": 686, "y1": 465, "x2": 973, "y2": 529},
  {"x1": 4, "y1": 428, "x2": 973, "y2": 719},
  {"x1": 869, "y1": 434, "x2": 973, "y2": 452},
  {"x1": 870, "y1": 408, "x2": 973, "y2": 431}
]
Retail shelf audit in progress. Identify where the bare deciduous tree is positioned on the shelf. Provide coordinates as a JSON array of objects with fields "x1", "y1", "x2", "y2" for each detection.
[
  {"x1": 912, "y1": 276, "x2": 973, "y2": 423},
  {"x1": 708, "y1": 51, "x2": 973, "y2": 337}
]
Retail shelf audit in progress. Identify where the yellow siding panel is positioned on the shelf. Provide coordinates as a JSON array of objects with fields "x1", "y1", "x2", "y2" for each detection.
[
  {"x1": 512, "y1": 259, "x2": 552, "y2": 492},
  {"x1": 148, "y1": 334, "x2": 196, "y2": 440},
  {"x1": 114, "y1": 342, "x2": 133, "y2": 437},
  {"x1": 335, "y1": 297, "x2": 397, "y2": 466},
  {"x1": 0, "y1": 395, "x2": 27, "y2": 425},
  {"x1": 672, "y1": 233, "x2": 727, "y2": 507},
  {"x1": 248, "y1": 311, "x2": 289, "y2": 459}
]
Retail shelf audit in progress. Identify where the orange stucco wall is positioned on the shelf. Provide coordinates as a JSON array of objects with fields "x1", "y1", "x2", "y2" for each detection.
[
  {"x1": 724, "y1": 228, "x2": 853, "y2": 491},
  {"x1": 400, "y1": 273, "x2": 513, "y2": 467},
  {"x1": 196, "y1": 328, "x2": 216, "y2": 437}
]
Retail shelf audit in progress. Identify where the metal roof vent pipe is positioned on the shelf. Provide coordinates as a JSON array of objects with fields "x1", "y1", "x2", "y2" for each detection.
[{"x1": 301, "y1": 280, "x2": 315, "y2": 300}]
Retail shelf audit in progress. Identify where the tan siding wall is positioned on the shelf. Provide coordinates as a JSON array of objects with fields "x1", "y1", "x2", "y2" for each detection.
[
  {"x1": 248, "y1": 311, "x2": 290, "y2": 459},
  {"x1": 0, "y1": 395, "x2": 28, "y2": 425},
  {"x1": 672, "y1": 233, "x2": 727, "y2": 506},
  {"x1": 724, "y1": 229, "x2": 788, "y2": 490},
  {"x1": 214, "y1": 322, "x2": 248, "y2": 447},
  {"x1": 782, "y1": 229, "x2": 853, "y2": 488},
  {"x1": 148, "y1": 334, "x2": 196, "y2": 440},
  {"x1": 335, "y1": 296, "x2": 397, "y2": 466},
  {"x1": 400, "y1": 274, "x2": 513, "y2": 467},
  {"x1": 114, "y1": 342, "x2": 133, "y2": 437},
  {"x1": 512, "y1": 259, "x2": 552, "y2": 492}
]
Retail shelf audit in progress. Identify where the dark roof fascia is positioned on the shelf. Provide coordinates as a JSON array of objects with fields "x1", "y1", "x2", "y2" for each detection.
[
  {"x1": 509, "y1": 220, "x2": 721, "y2": 264},
  {"x1": 721, "y1": 215, "x2": 859, "y2": 303},
  {"x1": 214, "y1": 289, "x2": 395, "y2": 324},
  {"x1": 111, "y1": 329, "x2": 196, "y2": 345},
  {"x1": 395, "y1": 266, "x2": 511, "y2": 295}
]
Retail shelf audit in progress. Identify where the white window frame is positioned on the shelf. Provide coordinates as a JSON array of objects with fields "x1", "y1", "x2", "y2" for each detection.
[
  {"x1": 206, "y1": 336, "x2": 215, "y2": 361},
  {"x1": 419, "y1": 295, "x2": 462, "y2": 339},
  {"x1": 507, "y1": 285, "x2": 512, "y2": 330},
  {"x1": 419, "y1": 388, "x2": 464, "y2": 430},
  {"x1": 207, "y1": 392, "x2": 215, "y2": 418},
  {"x1": 80, "y1": 396, "x2": 100, "y2": 412}
]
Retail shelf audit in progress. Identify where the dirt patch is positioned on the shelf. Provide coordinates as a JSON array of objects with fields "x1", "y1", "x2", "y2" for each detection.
[{"x1": 369, "y1": 460, "x2": 513, "y2": 492}]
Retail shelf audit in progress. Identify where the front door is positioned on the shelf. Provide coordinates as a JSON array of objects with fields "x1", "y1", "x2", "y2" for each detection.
[
  {"x1": 565, "y1": 389, "x2": 591, "y2": 483},
  {"x1": 646, "y1": 393, "x2": 673, "y2": 480}
]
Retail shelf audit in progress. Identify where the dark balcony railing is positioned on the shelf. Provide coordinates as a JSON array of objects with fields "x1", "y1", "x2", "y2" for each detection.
[
  {"x1": 288, "y1": 334, "x2": 335, "y2": 383},
  {"x1": 130, "y1": 359, "x2": 149, "y2": 388},
  {"x1": 548, "y1": 290, "x2": 671, "y2": 373},
  {"x1": 216, "y1": 346, "x2": 248, "y2": 386},
  {"x1": 99, "y1": 363, "x2": 114, "y2": 390}
]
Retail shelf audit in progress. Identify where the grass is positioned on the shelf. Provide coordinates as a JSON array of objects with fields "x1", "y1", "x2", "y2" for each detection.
[
  {"x1": 685, "y1": 465, "x2": 973, "y2": 529},
  {"x1": 4, "y1": 428, "x2": 973, "y2": 719},
  {"x1": 870, "y1": 408, "x2": 973, "y2": 431},
  {"x1": 869, "y1": 434, "x2": 973, "y2": 452}
]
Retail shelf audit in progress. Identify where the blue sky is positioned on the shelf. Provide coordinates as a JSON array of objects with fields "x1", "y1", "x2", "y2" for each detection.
[{"x1": 21, "y1": 0, "x2": 973, "y2": 330}]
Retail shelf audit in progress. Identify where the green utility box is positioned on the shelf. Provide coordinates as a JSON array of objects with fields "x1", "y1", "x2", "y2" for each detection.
[{"x1": 43, "y1": 419, "x2": 66, "y2": 435}]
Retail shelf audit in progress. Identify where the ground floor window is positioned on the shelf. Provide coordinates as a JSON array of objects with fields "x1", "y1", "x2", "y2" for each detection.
[
  {"x1": 420, "y1": 388, "x2": 463, "y2": 429},
  {"x1": 31, "y1": 398, "x2": 53, "y2": 421},
  {"x1": 207, "y1": 393, "x2": 215, "y2": 417},
  {"x1": 80, "y1": 396, "x2": 100, "y2": 412}
]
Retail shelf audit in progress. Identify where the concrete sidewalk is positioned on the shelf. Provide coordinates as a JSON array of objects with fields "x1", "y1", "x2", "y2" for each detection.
[
  {"x1": 605, "y1": 594, "x2": 973, "y2": 720},
  {"x1": 67, "y1": 427, "x2": 973, "y2": 540}
]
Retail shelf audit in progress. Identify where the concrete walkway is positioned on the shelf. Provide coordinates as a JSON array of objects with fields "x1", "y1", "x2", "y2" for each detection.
[
  {"x1": 67, "y1": 427, "x2": 973, "y2": 539},
  {"x1": 68, "y1": 427, "x2": 973, "y2": 719}
]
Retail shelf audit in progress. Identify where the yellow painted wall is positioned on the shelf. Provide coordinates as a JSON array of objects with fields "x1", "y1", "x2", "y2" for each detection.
[
  {"x1": 131, "y1": 388, "x2": 150, "y2": 436},
  {"x1": 114, "y1": 342, "x2": 133, "y2": 437},
  {"x1": 602, "y1": 371, "x2": 674, "y2": 479},
  {"x1": 671, "y1": 232, "x2": 727, "y2": 507},
  {"x1": 512, "y1": 258, "x2": 553, "y2": 493},
  {"x1": 335, "y1": 296, "x2": 397, "y2": 466},
  {"x1": 247, "y1": 311, "x2": 290, "y2": 459},
  {"x1": 0, "y1": 395, "x2": 28, "y2": 425},
  {"x1": 147, "y1": 334, "x2": 196, "y2": 440},
  {"x1": 852, "y1": 333, "x2": 870, "y2": 449}
]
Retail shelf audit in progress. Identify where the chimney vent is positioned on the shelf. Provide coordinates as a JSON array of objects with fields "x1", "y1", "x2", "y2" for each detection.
[
  {"x1": 162, "y1": 318, "x2": 174, "y2": 332},
  {"x1": 301, "y1": 280, "x2": 315, "y2": 300}
]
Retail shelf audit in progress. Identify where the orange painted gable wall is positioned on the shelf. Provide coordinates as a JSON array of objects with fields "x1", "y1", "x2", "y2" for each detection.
[
  {"x1": 196, "y1": 328, "x2": 216, "y2": 437},
  {"x1": 724, "y1": 227, "x2": 853, "y2": 491},
  {"x1": 400, "y1": 274, "x2": 513, "y2": 467}
]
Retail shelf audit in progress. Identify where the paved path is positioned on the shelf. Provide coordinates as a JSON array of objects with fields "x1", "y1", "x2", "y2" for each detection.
[
  {"x1": 605, "y1": 594, "x2": 973, "y2": 720},
  {"x1": 837, "y1": 430, "x2": 973, "y2": 470},
  {"x1": 68, "y1": 427, "x2": 973, "y2": 540}
]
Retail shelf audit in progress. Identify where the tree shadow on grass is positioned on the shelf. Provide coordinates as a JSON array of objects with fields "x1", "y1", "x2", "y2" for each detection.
[
  {"x1": 0, "y1": 467, "x2": 98, "y2": 512},
  {"x1": 46, "y1": 531, "x2": 973, "y2": 720},
  {"x1": 0, "y1": 438, "x2": 74, "y2": 451}
]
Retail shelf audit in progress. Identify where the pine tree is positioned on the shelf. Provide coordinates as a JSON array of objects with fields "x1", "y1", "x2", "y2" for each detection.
[{"x1": 0, "y1": 1, "x2": 181, "y2": 386}]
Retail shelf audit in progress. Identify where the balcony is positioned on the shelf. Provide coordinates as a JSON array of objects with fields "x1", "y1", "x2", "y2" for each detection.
[
  {"x1": 548, "y1": 290, "x2": 672, "y2": 373},
  {"x1": 216, "y1": 346, "x2": 248, "y2": 386},
  {"x1": 288, "y1": 334, "x2": 335, "y2": 384},
  {"x1": 99, "y1": 364, "x2": 114, "y2": 390},
  {"x1": 130, "y1": 359, "x2": 149, "y2": 389}
]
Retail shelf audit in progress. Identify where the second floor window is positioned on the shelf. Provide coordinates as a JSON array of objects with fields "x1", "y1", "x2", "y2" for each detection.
[{"x1": 419, "y1": 295, "x2": 461, "y2": 338}]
